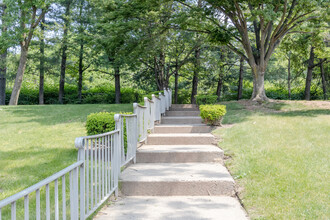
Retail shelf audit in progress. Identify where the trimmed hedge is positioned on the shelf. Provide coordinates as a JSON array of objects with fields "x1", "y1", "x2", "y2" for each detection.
[
  {"x1": 196, "y1": 95, "x2": 218, "y2": 105},
  {"x1": 86, "y1": 111, "x2": 132, "y2": 135},
  {"x1": 5, "y1": 84, "x2": 144, "y2": 105},
  {"x1": 86, "y1": 111, "x2": 133, "y2": 151},
  {"x1": 200, "y1": 104, "x2": 226, "y2": 126}
]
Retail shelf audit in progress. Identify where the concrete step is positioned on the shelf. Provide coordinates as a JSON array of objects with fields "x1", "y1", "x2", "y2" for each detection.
[
  {"x1": 147, "y1": 133, "x2": 214, "y2": 145},
  {"x1": 171, "y1": 104, "x2": 197, "y2": 108},
  {"x1": 161, "y1": 116, "x2": 203, "y2": 124},
  {"x1": 154, "y1": 124, "x2": 212, "y2": 133},
  {"x1": 94, "y1": 196, "x2": 248, "y2": 220},
  {"x1": 166, "y1": 110, "x2": 200, "y2": 116},
  {"x1": 136, "y1": 145, "x2": 224, "y2": 163},
  {"x1": 120, "y1": 163, "x2": 235, "y2": 196}
]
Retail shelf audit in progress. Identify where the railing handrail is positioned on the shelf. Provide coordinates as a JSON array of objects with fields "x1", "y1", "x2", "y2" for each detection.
[
  {"x1": 118, "y1": 114, "x2": 137, "y2": 117},
  {"x1": 0, "y1": 160, "x2": 84, "y2": 208},
  {"x1": 136, "y1": 104, "x2": 147, "y2": 108},
  {"x1": 76, "y1": 129, "x2": 120, "y2": 141}
]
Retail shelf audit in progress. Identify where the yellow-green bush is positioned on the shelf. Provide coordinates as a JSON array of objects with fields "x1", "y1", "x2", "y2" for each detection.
[{"x1": 199, "y1": 104, "x2": 226, "y2": 126}]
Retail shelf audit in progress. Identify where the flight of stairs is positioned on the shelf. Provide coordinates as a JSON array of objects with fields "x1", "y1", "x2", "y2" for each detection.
[{"x1": 120, "y1": 104, "x2": 235, "y2": 196}]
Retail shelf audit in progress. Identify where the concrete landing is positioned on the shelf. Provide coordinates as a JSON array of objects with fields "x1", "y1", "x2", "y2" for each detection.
[
  {"x1": 166, "y1": 111, "x2": 200, "y2": 116},
  {"x1": 120, "y1": 163, "x2": 235, "y2": 196},
  {"x1": 147, "y1": 133, "x2": 214, "y2": 145},
  {"x1": 136, "y1": 145, "x2": 223, "y2": 163},
  {"x1": 95, "y1": 196, "x2": 248, "y2": 220}
]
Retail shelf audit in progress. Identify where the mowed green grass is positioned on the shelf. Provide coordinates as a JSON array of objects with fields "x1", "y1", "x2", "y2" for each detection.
[
  {"x1": 213, "y1": 101, "x2": 330, "y2": 219},
  {"x1": 0, "y1": 104, "x2": 132, "y2": 201}
]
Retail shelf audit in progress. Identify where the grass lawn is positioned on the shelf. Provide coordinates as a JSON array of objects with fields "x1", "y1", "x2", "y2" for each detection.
[
  {"x1": 0, "y1": 104, "x2": 132, "y2": 202},
  {"x1": 213, "y1": 100, "x2": 330, "y2": 219}
]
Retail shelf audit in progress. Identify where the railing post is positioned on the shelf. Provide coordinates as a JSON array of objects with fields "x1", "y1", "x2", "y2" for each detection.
[
  {"x1": 133, "y1": 115, "x2": 137, "y2": 164},
  {"x1": 114, "y1": 114, "x2": 123, "y2": 166},
  {"x1": 114, "y1": 115, "x2": 121, "y2": 197},
  {"x1": 152, "y1": 94, "x2": 158, "y2": 123},
  {"x1": 75, "y1": 137, "x2": 85, "y2": 220},
  {"x1": 133, "y1": 103, "x2": 140, "y2": 142},
  {"x1": 163, "y1": 88, "x2": 168, "y2": 111}
]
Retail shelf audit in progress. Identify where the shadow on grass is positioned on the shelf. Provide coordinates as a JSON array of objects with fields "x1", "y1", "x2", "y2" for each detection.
[
  {"x1": 1, "y1": 104, "x2": 132, "y2": 126},
  {"x1": 220, "y1": 101, "x2": 330, "y2": 126},
  {"x1": 275, "y1": 109, "x2": 330, "y2": 117}
]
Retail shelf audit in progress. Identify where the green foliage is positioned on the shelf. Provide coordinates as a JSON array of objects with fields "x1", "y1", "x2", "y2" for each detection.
[
  {"x1": 195, "y1": 95, "x2": 218, "y2": 105},
  {"x1": 85, "y1": 111, "x2": 132, "y2": 153},
  {"x1": 176, "y1": 89, "x2": 191, "y2": 104},
  {"x1": 199, "y1": 104, "x2": 227, "y2": 125},
  {"x1": 86, "y1": 112, "x2": 116, "y2": 135},
  {"x1": 5, "y1": 83, "x2": 144, "y2": 105},
  {"x1": 85, "y1": 111, "x2": 132, "y2": 135}
]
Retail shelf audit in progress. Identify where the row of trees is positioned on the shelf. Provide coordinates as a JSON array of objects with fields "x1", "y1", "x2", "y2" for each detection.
[{"x1": 0, "y1": 0, "x2": 328, "y2": 106}]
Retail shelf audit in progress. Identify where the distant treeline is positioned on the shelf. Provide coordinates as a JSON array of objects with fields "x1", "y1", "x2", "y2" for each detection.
[{"x1": 4, "y1": 83, "x2": 324, "y2": 105}]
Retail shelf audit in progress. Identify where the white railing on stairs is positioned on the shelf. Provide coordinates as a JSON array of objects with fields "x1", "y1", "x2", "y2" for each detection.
[{"x1": 0, "y1": 88, "x2": 172, "y2": 220}]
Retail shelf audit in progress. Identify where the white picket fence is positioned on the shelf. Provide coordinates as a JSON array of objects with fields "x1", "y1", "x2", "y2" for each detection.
[{"x1": 0, "y1": 88, "x2": 172, "y2": 220}]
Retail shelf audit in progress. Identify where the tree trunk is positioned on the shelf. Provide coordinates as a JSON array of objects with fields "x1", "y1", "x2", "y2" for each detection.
[
  {"x1": 114, "y1": 66, "x2": 120, "y2": 104},
  {"x1": 0, "y1": 50, "x2": 6, "y2": 106},
  {"x1": 287, "y1": 55, "x2": 291, "y2": 100},
  {"x1": 320, "y1": 59, "x2": 327, "y2": 100},
  {"x1": 174, "y1": 59, "x2": 178, "y2": 104},
  {"x1": 9, "y1": 46, "x2": 28, "y2": 105},
  {"x1": 216, "y1": 75, "x2": 223, "y2": 100},
  {"x1": 0, "y1": 4, "x2": 7, "y2": 105},
  {"x1": 304, "y1": 47, "x2": 314, "y2": 101},
  {"x1": 159, "y1": 52, "x2": 165, "y2": 90},
  {"x1": 58, "y1": 0, "x2": 71, "y2": 104},
  {"x1": 251, "y1": 66, "x2": 268, "y2": 102},
  {"x1": 78, "y1": 43, "x2": 84, "y2": 103},
  {"x1": 39, "y1": 16, "x2": 45, "y2": 105},
  {"x1": 77, "y1": 0, "x2": 84, "y2": 103},
  {"x1": 154, "y1": 56, "x2": 163, "y2": 91},
  {"x1": 237, "y1": 56, "x2": 244, "y2": 100},
  {"x1": 191, "y1": 47, "x2": 200, "y2": 104}
]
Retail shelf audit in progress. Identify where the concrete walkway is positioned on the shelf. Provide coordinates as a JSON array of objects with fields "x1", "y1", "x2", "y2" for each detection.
[{"x1": 95, "y1": 104, "x2": 248, "y2": 219}]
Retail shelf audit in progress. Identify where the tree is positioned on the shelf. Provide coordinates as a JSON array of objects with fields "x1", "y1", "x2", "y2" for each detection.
[
  {"x1": 181, "y1": 0, "x2": 321, "y2": 101},
  {"x1": 9, "y1": 1, "x2": 47, "y2": 105}
]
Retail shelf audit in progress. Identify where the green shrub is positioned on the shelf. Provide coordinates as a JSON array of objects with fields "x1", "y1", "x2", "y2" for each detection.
[
  {"x1": 199, "y1": 104, "x2": 226, "y2": 126},
  {"x1": 86, "y1": 112, "x2": 117, "y2": 135},
  {"x1": 86, "y1": 111, "x2": 133, "y2": 152},
  {"x1": 196, "y1": 95, "x2": 218, "y2": 105}
]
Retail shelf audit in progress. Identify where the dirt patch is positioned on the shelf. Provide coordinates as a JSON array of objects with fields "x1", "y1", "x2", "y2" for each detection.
[
  {"x1": 237, "y1": 99, "x2": 282, "y2": 113},
  {"x1": 235, "y1": 99, "x2": 330, "y2": 112},
  {"x1": 295, "y1": 100, "x2": 330, "y2": 109}
]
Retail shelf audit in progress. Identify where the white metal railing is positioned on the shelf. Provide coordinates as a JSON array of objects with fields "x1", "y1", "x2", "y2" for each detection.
[
  {"x1": 75, "y1": 129, "x2": 121, "y2": 219},
  {"x1": 114, "y1": 114, "x2": 138, "y2": 166},
  {"x1": 0, "y1": 161, "x2": 84, "y2": 220},
  {"x1": 0, "y1": 88, "x2": 172, "y2": 220},
  {"x1": 133, "y1": 103, "x2": 148, "y2": 142}
]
